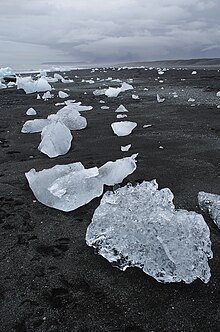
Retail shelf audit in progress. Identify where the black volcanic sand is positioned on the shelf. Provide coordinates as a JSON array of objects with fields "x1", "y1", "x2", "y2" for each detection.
[{"x1": 0, "y1": 66, "x2": 220, "y2": 332}]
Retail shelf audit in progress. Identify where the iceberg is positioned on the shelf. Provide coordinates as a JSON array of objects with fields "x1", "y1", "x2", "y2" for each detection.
[
  {"x1": 38, "y1": 121, "x2": 72, "y2": 158},
  {"x1": 115, "y1": 105, "x2": 128, "y2": 113},
  {"x1": 86, "y1": 181, "x2": 213, "y2": 284},
  {"x1": 111, "y1": 121, "x2": 137, "y2": 136},
  {"x1": 25, "y1": 155, "x2": 137, "y2": 212},
  {"x1": 26, "y1": 107, "x2": 37, "y2": 116},
  {"x1": 198, "y1": 191, "x2": 220, "y2": 228}
]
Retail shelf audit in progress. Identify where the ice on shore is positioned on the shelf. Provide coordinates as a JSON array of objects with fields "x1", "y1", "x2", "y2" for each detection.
[
  {"x1": 0, "y1": 67, "x2": 15, "y2": 78},
  {"x1": 111, "y1": 121, "x2": 137, "y2": 136},
  {"x1": 117, "y1": 114, "x2": 127, "y2": 119},
  {"x1": 191, "y1": 71, "x2": 197, "y2": 75},
  {"x1": 198, "y1": 191, "x2": 220, "y2": 228},
  {"x1": 42, "y1": 91, "x2": 54, "y2": 100},
  {"x1": 25, "y1": 155, "x2": 138, "y2": 212},
  {"x1": 216, "y1": 91, "x2": 220, "y2": 97},
  {"x1": 105, "y1": 87, "x2": 122, "y2": 98},
  {"x1": 16, "y1": 76, "x2": 52, "y2": 94},
  {"x1": 22, "y1": 103, "x2": 88, "y2": 133},
  {"x1": 121, "y1": 144, "x2": 131, "y2": 151},
  {"x1": 22, "y1": 119, "x2": 51, "y2": 133},
  {"x1": 157, "y1": 94, "x2": 165, "y2": 103},
  {"x1": 26, "y1": 107, "x2": 37, "y2": 116},
  {"x1": 86, "y1": 181, "x2": 213, "y2": 284},
  {"x1": 38, "y1": 121, "x2": 72, "y2": 158},
  {"x1": 115, "y1": 105, "x2": 128, "y2": 113},
  {"x1": 132, "y1": 94, "x2": 139, "y2": 100},
  {"x1": 93, "y1": 89, "x2": 107, "y2": 96},
  {"x1": 58, "y1": 91, "x2": 69, "y2": 99}
]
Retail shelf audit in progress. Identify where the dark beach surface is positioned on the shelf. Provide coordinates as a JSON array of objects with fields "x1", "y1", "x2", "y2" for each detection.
[{"x1": 0, "y1": 65, "x2": 220, "y2": 332}]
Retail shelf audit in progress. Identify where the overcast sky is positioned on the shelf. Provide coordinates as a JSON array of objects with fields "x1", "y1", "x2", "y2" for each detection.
[{"x1": 1, "y1": 0, "x2": 220, "y2": 67}]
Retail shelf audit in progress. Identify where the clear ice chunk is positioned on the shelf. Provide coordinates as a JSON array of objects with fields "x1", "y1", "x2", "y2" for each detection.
[
  {"x1": 21, "y1": 119, "x2": 51, "y2": 133},
  {"x1": 48, "y1": 105, "x2": 87, "y2": 130},
  {"x1": 16, "y1": 76, "x2": 52, "y2": 94},
  {"x1": 198, "y1": 191, "x2": 220, "y2": 228},
  {"x1": 25, "y1": 155, "x2": 137, "y2": 212},
  {"x1": 26, "y1": 107, "x2": 37, "y2": 116},
  {"x1": 38, "y1": 121, "x2": 72, "y2": 158},
  {"x1": 115, "y1": 105, "x2": 128, "y2": 113},
  {"x1": 86, "y1": 181, "x2": 213, "y2": 284},
  {"x1": 111, "y1": 121, "x2": 137, "y2": 136}
]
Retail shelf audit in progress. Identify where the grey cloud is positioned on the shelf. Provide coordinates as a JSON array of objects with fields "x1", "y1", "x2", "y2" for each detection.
[{"x1": 0, "y1": 0, "x2": 220, "y2": 66}]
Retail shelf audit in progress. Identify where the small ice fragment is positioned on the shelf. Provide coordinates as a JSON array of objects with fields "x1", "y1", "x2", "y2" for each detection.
[
  {"x1": 117, "y1": 114, "x2": 127, "y2": 119},
  {"x1": 26, "y1": 107, "x2": 37, "y2": 116},
  {"x1": 115, "y1": 105, "x2": 128, "y2": 113},
  {"x1": 143, "y1": 124, "x2": 152, "y2": 128},
  {"x1": 58, "y1": 91, "x2": 69, "y2": 99},
  {"x1": 157, "y1": 94, "x2": 165, "y2": 103},
  {"x1": 42, "y1": 91, "x2": 54, "y2": 100},
  {"x1": 111, "y1": 121, "x2": 137, "y2": 136},
  {"x1": 101, "y1": 106, "x2": 110, "y2": 110},
  {"x1": 121, "y1": 144, "x2": 131, "y2": 152},
  {"x1": 105, "y1": 87, "x2": 121, "y2": 97},
  {"x1": 191, "y1": 71, "x2": 197, "y2": 75},
  {"x1": 158, "y1": 71, "x2": 164, "y2": 75},
  {"x1": 93, "y1": 89, "x2": 107, "y2": 96},
  {"x1": 37, "y1": 94, "x2": 41, "y2": 99},
  {"x1": 198, "y1": 191, "x2": 220, "y2": 228},
  {"x1": 132, "y1": 94, "x2": 139, "y2": 100},
  {"x1": 188, "y1": 98, "x2": 195, "y2": 102},
  {"x1": 159, "y1": 145, "x2": 164, "y2": 149},
  {"x1": 216, "y1": 91, "x2": 220, "y2": 97}
]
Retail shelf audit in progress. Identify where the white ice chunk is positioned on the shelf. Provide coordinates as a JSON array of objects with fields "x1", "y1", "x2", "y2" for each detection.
[
  {"x1": 0, "y1": 81, "x2": 6, "y2": 89},
  {"x1": 54, "y1": 73, "x2": 63, "y2": 80},
  {"x1": 98, "y1": 154, "x2": 137, "y2": 186},
  {"x1": 42, "y1": 91, "x2": 54, "y2": 100},
  {"x1": 48, "y1": 105, "x2": 87, "y2": 130},
  {"x1": 216, "y1": 91, "x2": 220, "y2": 97},
  {"x1": 198, "y1": 191, "x2": 220, "y2": 228},
  {"x1": 121, "y1": 144, "x2": 131, "y2": 152},
  {"x1": 132, "y1": 94, "x2": 139, "y2": 100},
  {"x1": 105, "y1": 87, "x2": 121, "y2": 98},
  {"x1": 25, "y1": 155, "x2": 137, "y2": 212},
  {"x1": 0, "y1": 67, "x2": 15, "y2": 78},
  {"x1": 38, "y1": 121, "x2": 72, "y2": 158},
  {"x1": 61, "y1": 78, "x2": 73, "y2": 83},
  {"x1": 191, "y1": 71, "x2": 197, "y2": 75},
  {"x1": 26, "y1": 107, "x2": 37, "y2": 116},
  {"x1": 143, "y1": 124, "x2": 152, "y2": 128},
  {"x1": 93, "y1": 89, "x2": 107, "y2": 96},
  {"x1": 21, "y1": 119, "x2": 50, "y2": 133},
  {"x1": 117, "y1": 114, "x2": 127, "y2": 119},
  {"x1": 86, "y1": 181, "x2": 213, "y2": 284},
  {"x1": 58, "y1": 91, "x2": 69, "y2": 99},
  {"x1": 188, "y1": 98, "x2": 195, "y2": 102},
  {"x1": 157, "y1": 94, "x2": 165, "y2": 103},
  {"x1": 111, "y1": 121, "x2": 137, "y2": 136},
  {"x1": 16, "y1": 76, "x2": 52, "y2": 94},
  {"x1": 101, "y1": 106, "x2": 110, "y2": 110},
  {"x1": 120, "y1": 82, "x2": 134, "y2": 91},
  {"x1": 115, "y1": 105, "x2": 128, "y2": 113}
]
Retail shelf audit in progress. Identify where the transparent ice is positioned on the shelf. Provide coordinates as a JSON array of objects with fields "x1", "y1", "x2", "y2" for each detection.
[
  {"x1": 25, "y1": 155, "x2": 137, "y2": 212},
  {"x1": 86, "y1": 181, "x2": 213, "y2": 284}
]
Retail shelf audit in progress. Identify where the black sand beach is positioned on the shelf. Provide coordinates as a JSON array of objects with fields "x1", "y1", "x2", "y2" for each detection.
[{"x1": 0, "y1": 66, "x2": 220, "y2": 331}]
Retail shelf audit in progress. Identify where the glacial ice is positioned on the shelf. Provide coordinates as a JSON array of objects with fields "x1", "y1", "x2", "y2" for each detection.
[
  {"x1": 86, "y1": 181, "x2": 213, "y2": 284},
  {"x1": 58, "y1": 91, "x2": 69, "y2": 99},
  {"x1": 93, "y1": 89, "x2": 107, "y2": 96},
  {"x1": 16, "y1": 76, "x2": 52, "y2": 94},
  {"x1": 0, "y1": 67, "x2": 15, "y2": 78},
  {"x1": 105, "y1": 87, "x2": 122, "y2": 98},
  {"x1": 216, "y1": 91, "x2": 220, "y2": 97},
  {"x1": 0, "y1": 81, "x2": 7, "y2": 89},
  {"x1": 121, "y1": 144, "x2": 131, "y2": 151},
  {"x1": 120, "y1": 82, "x2": 134, "y2": 91},
  {"x1": 111, "y1": 121, "x2": 137, "y2": 136},
  {"x1": 42, "y1": 91, "x2": 54, "y2": 100},
  {"x1": 48, "y1": 105, "x2": 87, "y2": 130},
  {"x1": 25, "y1": 155, "x2": 138, "y2": 212},
  {"x1": 26, "y1": 108, "x2": 37, "y2": 116},
  {"x1": 198, "y1": 191, "x2": 220, "y2": 228},
  {"x1": 157, "y1": 94, "x2": 165, "y2": 103},
  {"x1": 132, "y1": 94, "x2": 139, "y2": 100},
  {"x1": 115, "y1": 105, "x2": 128, "y2": 113},
  {"x1": 38, "y1": 121, "x2": 72, "y2": 158},
  {"x1": 117, "y1": 114, "x2": 127, "y2": 119},
  {"x1": 21, "y1": 119, "x2": 51, "y2": 133}
]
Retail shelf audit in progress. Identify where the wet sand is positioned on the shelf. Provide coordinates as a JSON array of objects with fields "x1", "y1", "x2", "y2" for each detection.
[{"x1": 0, "y1": 66, "x2": 220, "y2": 331}]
